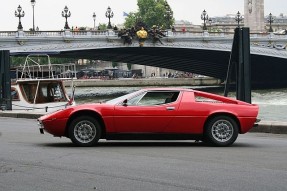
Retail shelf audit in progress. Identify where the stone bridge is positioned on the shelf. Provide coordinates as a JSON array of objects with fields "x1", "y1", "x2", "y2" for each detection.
[{"x1": 1, "y1": 30, "x2": 287, "y2": 87}]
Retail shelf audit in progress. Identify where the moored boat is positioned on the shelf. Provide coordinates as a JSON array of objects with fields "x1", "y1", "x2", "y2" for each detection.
[{"x1": 11, "y1": 54, "x2": 76, "y2": 113}]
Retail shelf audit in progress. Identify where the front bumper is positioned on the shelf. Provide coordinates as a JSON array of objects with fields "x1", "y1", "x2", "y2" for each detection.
[
  {"x1": 39, "y1": 127, "x2": 44, "y2": 134},
  {"x1": 38, "y1": 120, "x2": 44, "y2": 134}
]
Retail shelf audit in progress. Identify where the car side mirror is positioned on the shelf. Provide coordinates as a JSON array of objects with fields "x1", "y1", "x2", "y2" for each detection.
[{"x1": 122, "y1": 99, "x2": 128, "y2": 106}]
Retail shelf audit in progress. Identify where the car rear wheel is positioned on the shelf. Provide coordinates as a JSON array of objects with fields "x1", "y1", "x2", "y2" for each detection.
[
  {"x1": 205, "y1": 116, "x2": 238, "y2": 146},
  {"x1": 69, "y1": 116, "x2": 101, "y2": 146}
]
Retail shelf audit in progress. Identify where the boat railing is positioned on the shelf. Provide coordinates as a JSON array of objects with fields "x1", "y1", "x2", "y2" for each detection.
[{"x1": 15, "y1": 54, "x2": 77, "y2": 80}]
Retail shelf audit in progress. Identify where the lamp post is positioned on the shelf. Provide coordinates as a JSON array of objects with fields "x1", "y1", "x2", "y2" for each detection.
[
  {"x1": 62, "y1": 6, "x2": 71, "y2": 30},
  {"x1": 208, "y1": 18, "x2": 212, "y2": 31},
  {"x1": 15, "y1": 5, "x2": 25, "y2": 30},
  {"x1": 105, "y1": 6, "x2": 114, "y2": 29},
  {"x1": 93, "y1": 12, "x2": 96, "y2": 30},
  {"x1": 267, "y1": 13, "x2": 274, "y2": 32},
  {"x1": 164, "y1": 1, "x2": 173, "y2": 29},
  {"x1": 201, "y1": 10, "x2": 209, "y2": 31},
  {"x1": 31, "y1": 0, "x2": 36, "y2": 31},
  {"x1": 235, "y1": 11, "x2": 243, "y2": 28}
]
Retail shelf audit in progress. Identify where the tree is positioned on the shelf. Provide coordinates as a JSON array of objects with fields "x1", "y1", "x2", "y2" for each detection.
[
  {"x1": 98, "y1": 23, "x2": 107, "y2": 30},
  {"x1": 124, "y1": 12, "x2": 140, "y2": 29},
  {"x1": 127, "y1": 63, "x2": 132, "y2": 70},
  {"x1": 112, "y1": 61, "x2": 118, "y2": 68},
  {"x1": 10, "y1": 56, "x2": 77, "y2": 67},
  {"x1": 124, "y1": 0, "x2": 174, "y2": 29},
  {"x1": 10, "y1": 57, "x2": 26, "y2": 67}
]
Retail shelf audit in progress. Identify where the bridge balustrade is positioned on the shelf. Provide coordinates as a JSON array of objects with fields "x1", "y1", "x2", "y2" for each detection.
[
  {"x1": 0, "y1": 29, "x2": 286, "y2": 59},
  {"x1": 24, "y1": 31, "x2": 64, "y2": 37},
  {"x1": 0, "y1": 31, "x2": 17, "y2": 37},
  {"x1": 0, "y1": 30, "x2": 286, "y2": 39}
]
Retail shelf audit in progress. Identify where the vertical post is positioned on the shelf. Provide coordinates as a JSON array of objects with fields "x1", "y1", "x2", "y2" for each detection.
[
  {"x1": 236, "y1": 28, "x2": 251, "y2": 103},
  {"x1": 0, "y1": 50, "x2": 12, "y2": 110},
  {"x1": 236, "y1": 28, "x2": 244, "y2": 101},
  {"x1": 242, "y1": 28, "x2": 251, "y2": 103},
  {"x1": 224, "y1": 27, "x2": 251, "y2": 103}
]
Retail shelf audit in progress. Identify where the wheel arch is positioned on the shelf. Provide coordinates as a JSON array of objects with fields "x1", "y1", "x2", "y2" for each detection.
[
  {"x1": 204, "y1": 112, "x2": 241, "y2": 134},
  {"x1": 65, "y1": 110, "x2": 106, "y2": 138}
]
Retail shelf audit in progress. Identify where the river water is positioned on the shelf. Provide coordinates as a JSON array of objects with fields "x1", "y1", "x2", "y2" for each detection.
[{"x1": 72, "y1": 86, "x2": 287, "y2": 122}]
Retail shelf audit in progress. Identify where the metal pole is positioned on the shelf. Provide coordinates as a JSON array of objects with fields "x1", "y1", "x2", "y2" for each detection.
[
  {"x1": 32, "y1": 5, "x2": 35, "y2": 31},
  {"x1": 0, "y1": 50, "x2": 12, "y2": 110}
]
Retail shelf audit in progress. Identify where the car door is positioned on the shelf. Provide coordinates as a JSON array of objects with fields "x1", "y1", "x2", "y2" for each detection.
[{"x1": 113, "y1": 90, "x2": 180, "y2": 133}]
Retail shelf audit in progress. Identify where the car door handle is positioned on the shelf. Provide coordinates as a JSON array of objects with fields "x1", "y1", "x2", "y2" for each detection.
[{"x1": 166, "y1": 107, "x2": 175, "y2": 111}]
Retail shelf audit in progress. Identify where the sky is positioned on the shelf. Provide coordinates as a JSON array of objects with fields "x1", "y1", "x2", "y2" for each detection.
[{"x1": 1, "y1": 0, "x2": 287, "y2": 31}]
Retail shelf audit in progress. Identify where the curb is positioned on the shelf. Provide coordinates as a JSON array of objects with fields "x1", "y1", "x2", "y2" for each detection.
[
  {"x1": 1, "y1": 111, "x2": 287, "y2": 134},
  {"x1": 0, "y1": 112, "x2": 43, "y2": 119},
  {"x1": 250, "y1": 121, "x2": 287, "y2": 134}
]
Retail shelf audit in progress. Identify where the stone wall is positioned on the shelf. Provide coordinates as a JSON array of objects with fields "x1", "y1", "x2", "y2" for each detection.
[{"x1": 64, "y1": 77, "x2": 222, "y2": 87}]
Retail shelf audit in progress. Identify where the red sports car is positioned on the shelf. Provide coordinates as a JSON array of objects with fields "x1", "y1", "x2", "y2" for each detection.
[{"x1": 38, "y1": 88, "x2": 259, "y2": 147}]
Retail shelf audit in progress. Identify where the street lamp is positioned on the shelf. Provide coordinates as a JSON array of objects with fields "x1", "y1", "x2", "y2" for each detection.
[
  {"x1": 105, "y1": 6, "x2": 114, "y2": 29},
  {"x1": 208, "y1": 18, "x2": 212, "y2": 30},
  {"x1": 201, "y1": 10, "x2": 209, "y2": 31},
  {"x1": 62, "y1": 6, "x2": 71, "y2": 30},
  {"x1": 235, "y1": 11, "x2": 243, "y2": 28},
  {"x1": 164, "y1": 1, "x2": 173, "y2": 29},
  {"x1": 93, "y1": 12, "x2": 96, "y2": 30},
  {"x1": 15, "y1": 5, "x2": 25, "y2": 30},
  {"x1": 267, "y1": 13, "x2": 274, "y2": 32},
  {"x1": 31, "y1": 0, "x2": 36, "y2": 31}
]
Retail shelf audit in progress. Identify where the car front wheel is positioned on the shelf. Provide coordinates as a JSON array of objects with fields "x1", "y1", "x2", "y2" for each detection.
[
  {"x1": 205, "y1": 116, "x2": 239, "y2": 146},
  {"x1": 69, "y1": 116, "x2": 101, "y2": 146}
]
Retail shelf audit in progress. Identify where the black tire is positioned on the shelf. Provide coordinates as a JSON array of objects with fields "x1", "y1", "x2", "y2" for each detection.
[
  {"x1": 205, "y1": 116, "x2": 239, "y2": 146},
  {"x1": 68, "y1": 116, "x2": 101, "y2": 147}
]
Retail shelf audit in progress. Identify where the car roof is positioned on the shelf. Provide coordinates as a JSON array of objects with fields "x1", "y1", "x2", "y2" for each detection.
[{"x1": 140, "y1": 87, "x2": 194, "y2": 92}]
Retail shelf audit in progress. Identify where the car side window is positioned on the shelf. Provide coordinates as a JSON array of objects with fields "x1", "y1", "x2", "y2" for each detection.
[
  {"x1": 129, "y1": 91, "x2": 179, "y2": 106},
  {"x1": 127, "y1": 92, "x2": 145, "y2": 105}
]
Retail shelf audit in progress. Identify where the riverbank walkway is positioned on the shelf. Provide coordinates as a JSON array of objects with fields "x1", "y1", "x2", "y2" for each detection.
[{"x1": 1, "y1": 110, "x2": 286, "y2": 134}]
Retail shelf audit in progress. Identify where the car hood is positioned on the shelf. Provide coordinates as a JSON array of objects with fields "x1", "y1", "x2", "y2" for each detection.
[{"x1": 38, "y1": 102, "x2": 111, "y2": 121}]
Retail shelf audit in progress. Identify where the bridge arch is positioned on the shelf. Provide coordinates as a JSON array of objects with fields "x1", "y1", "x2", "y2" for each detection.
[{"x1": 58, "y1": 47, "x2": 230, "y2": 80}]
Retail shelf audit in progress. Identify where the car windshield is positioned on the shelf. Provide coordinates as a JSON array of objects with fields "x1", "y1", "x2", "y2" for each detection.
[{"x1": 105, "y1": 90, "x2": 143, "y2": 105}]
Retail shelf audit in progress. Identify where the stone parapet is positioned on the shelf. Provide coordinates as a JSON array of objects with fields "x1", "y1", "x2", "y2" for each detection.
[{"x1": 64, "y1": 77, "x2": 222, "y2": 87}]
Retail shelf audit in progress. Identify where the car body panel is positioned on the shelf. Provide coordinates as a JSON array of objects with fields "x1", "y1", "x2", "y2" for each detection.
[
  {"x1": 113, "y1": 92, "x2": 181, "y2": 132},
  {"x1": 38, "y1": 88, "x2": 259, "y2": 141}
]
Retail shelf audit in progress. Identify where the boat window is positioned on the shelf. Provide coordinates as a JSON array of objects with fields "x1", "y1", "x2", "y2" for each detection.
[
  {"x1": 20, "y1": 81, "x2": 67, "y2": 104},
  {"x1": 21, "y1": 83, "x2": 38, "y2": 103},
  {"x1": 41, "y1": 82, "x2": 67, "y2": 103},
  {"x1": 11, "y1": 88, "x2": 19, "y2": 101}
]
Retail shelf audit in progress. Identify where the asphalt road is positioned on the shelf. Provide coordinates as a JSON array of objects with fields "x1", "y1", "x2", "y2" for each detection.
[{"x1": 0, "y1": 117, "x2": 287, "y2": 191}]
